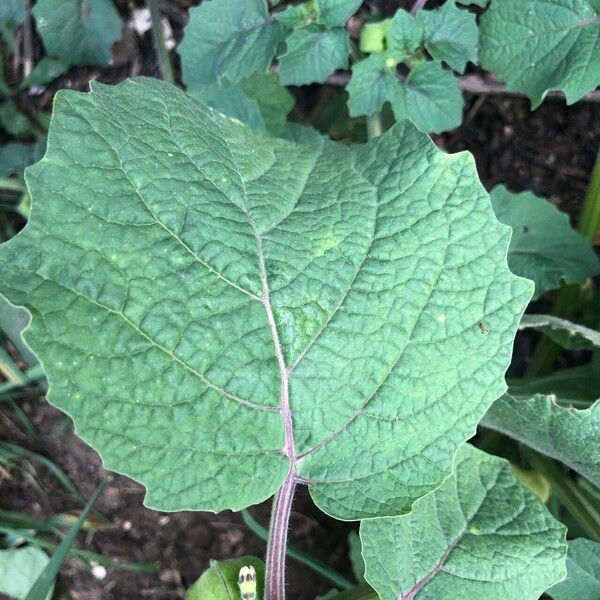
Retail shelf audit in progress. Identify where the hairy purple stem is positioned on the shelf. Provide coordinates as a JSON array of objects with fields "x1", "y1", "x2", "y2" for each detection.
[
  {"x1": 410, "y1": 0, "x2": 428, "y2": 14},
  {"x1": 265, "y1": 471, "x2": 297, "y2": 600}
]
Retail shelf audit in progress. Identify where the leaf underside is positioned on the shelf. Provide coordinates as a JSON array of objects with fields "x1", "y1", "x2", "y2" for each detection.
[
  {"x1": 0, "y1": 78, "x2": 531, "y2": 519},
  {"x1": 360, "y1": 444, "x2": 567, "y2": 600}
]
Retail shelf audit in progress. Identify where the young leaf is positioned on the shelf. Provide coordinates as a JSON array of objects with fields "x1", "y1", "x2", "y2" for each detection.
[
  {"x1": 185, "y1": 556, "x2": 265, "y2": 600},
  {"x1": 187, "y1": 73, "x2": 294, "y2": 135},
  {"x1": 0, "y1": 547, "x2": 52, "y2": 600},
  {"x1": 386, "y1": 9, "x2": 424, "y2": 55},
  {"x1": 316, "y1": 0, "x2": 363, "y2": 28},
  {"x1": 0, "y1": 143, "x2": 36, "y2": 178},
  {"x1": 347, "y1": 57, "x2": 463, "y2": 132},
  {"x1": 482, "y1": 393, "x2": 600, "y2": 485},
  {"x1": 519, "y1": 314, "x2": 600, "y2": 350},
  {"x1": 278, "y1": 25, "x2": 349, "y2": 85},
  {"x1": 417, "y1": 0, "x2": 479, "y2": 73},
  {"x1": 179, "y1": 0, "x2": 284, "y2": 87},
  {"x1": 480, "y1": 0, "x2": 600, "y2": 107},
  {"x1": 491, "y1": 185, "x2": 600, "y2": 299},
  {"x1": 0, "y1": 0, "x2": 25, "y2": 45},
  {"x1": 0, "y1": 77, "x2": 531, "y2": 519},
  {"x1": 548, "y1": 538, "x2": 600, "y2": 600},
  {"x1": 360, "y1": 445, "x2": 567, "y2": 600},
  {"x1": 32, "y1": 0, "x2": 122, "y2": 67}
]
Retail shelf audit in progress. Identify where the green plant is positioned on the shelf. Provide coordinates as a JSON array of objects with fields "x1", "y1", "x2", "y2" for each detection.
[{"x1": 0, "y1": 0, "x2": 599, "y2": 598}]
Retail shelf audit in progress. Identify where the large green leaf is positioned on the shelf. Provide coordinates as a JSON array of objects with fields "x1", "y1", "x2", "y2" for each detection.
[
  {"x1": 360, "y1": 445, "x2": 567, "y2": 600},
  {"x1": 0, "y1": 77, "x2": 530, "y2": 518},
  {"x1": 347, "y1": 57, "x2": 463, "y2": 132},
  {"x1": 179, "y1": 0, "x2": 284, "y2": 87},
  {"x1": 548, "y1": 539, "x2": 600, "y2": 600},
  {"x1": 0, "y1": 547, "x2": 52, "y2": 600},
  {"x1": 186, "y1": 73, "x2": 294, "y2": 135},
  {"x1": 491, "y1": 185, "x2": 600, "y2": 299},
  {"x1": 418, "y1": 0, "x2": 479, "y2": 73},
  {"x1": 480, "y1": 0, "x2": 600, "y2": 107},
  {"x1": 482, "y1": 391, "x2": 600, "y2": 485},
  {"x1": 32, "y1": 0, "x2": 122, "y2": 67}
]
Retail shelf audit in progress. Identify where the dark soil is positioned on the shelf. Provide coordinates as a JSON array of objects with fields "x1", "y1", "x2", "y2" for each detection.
[{"x1": 1, "y1": 1, "x2": 599, "y2": 599}]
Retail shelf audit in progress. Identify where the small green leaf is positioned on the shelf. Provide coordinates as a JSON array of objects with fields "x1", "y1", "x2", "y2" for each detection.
[
  {"x1": 0, "y1": 0, "x2": 25, "y2": 45},
  {"x1": 386, "y1": 9, "x2": 423, "y2": 55},
  {"x1": 548, "y1": 539, "x2": 600, "y2": 600},
  {"x1": 32, "y1": 0, "x2": 122, "y2": 67},
  {"x1": 0, "y1": 78, "x2": 530, "y2": 519},
  {"x1": 390, "y1": 61, "x2": 463, "y2": 133},
  {"x1": 480, "y1": 0, "x2": 600, "y2": 107},
  {"x1": 0, "y1": 547, "x2": 52, "y2": 600},
  {"x1": 0, "y1": 100, "x2": 33, "y2": 137},
  {"x1": 19, "y1": 58, "x2": 67, "y2": 90},
  {"x1": 519, "y1": 314, "x2": 600, "y2": 350},
  {"x1": 180, "y1": 0, "x2": 284, "y2": 87},
  {"x1": 360, "y1": 444, "x2": 567, "y2": 600},
  {"x1": 482, "y1": 392, "x2": 600, "y2": 486},
  {"x1": 315, "y1": 0, "x2": 363, "y2": 28},
  {"x1": 185, "y1": 556, "x2": 265, "y2": 600},
  {"x1": 278, "y1": 25, "x2": 349, "y2": 85},
  {"x1": 347, "y1": 54, "x2": 398, "y2": 116},
  {"x1": 418, "y1": 0, "x2": 478, "y2": 73},
  {"x1": 491, "y1": 185, "x2": 600, "y2": 298},
  {"x1": 187, "y1": 73, "x2": 294, "y2": 135},
  {"x1": 0, "y1": 143, "x2": 35, "y2": 178},
  {"x1": 348, "y1": 56, "x2": 463, "y2": 132}
]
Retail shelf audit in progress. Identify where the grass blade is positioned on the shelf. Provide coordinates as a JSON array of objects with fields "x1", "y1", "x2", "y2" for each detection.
[{"x1": 24, "y1": 481, "x2": 105, "y2": 600}]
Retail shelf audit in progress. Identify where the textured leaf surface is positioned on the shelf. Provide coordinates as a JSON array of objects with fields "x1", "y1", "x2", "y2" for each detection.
[
  {"x1": 480, "y1": 0, "x2": 600, "y2": 107},
  {"x1": 278, "y1": 25, "x2": 349, "y2": 85},
  {"x1": 185, "y1": 556, "x2": 264, "y2": 600},
  {"x1": 386, "y1": 9, "x2": 424, "y2": 55},
  {"x1": 0, "y1": 77, "x2": 530, "y2": 518},
  {"x1": 548, "y1": 539, "x2": 600, "y2": 600},
  {"x1": 186, "y1": 73, "x2": 294, "y2": 135},
  {"x1": 418, "y1": 0, "x2": 479, "y2": 73},
  {"x1": 0, "y1": 546, "x2": 52, "y2": 600},
  {"x1": 360, "y1": 444, "x2": 567, "y2": 600},
  {"x1": 32, "y1": 0, "x2": 122, "y2": 67},
  {"x1": 491, "y1": 185, "x2": 600, "y2": 298},
  {"x1": 179, "y1": 0, "x2": 284, "y2": 87},
  {"x1": 482, "y1": 391, "x2": 600, "y2": 485},
  {"x1": 519, "y1": 314, "x2": 600, "y2": 350},
  {"x1": 348, "y1": 57, "x2": 463, "y2": 132}
]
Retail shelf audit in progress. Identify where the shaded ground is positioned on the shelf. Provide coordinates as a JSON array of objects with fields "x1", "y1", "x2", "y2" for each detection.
[{"x1": 1, "y1": 1, "x2": 599, "y2": 599}]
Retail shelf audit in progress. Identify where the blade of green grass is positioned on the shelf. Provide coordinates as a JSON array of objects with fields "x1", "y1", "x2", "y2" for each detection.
[{"x1": 24, "y1": 481, "x2": 105, "y2": 600}]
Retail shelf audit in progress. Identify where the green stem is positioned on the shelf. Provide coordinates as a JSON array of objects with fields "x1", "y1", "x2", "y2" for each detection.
[
  {"x1": 366, "y1": 113, "x2": 383, "y2": 140},
  {"x1": 522, "y1": 447, "x2": 600, "y2": 542},
  {"x1": 0, "y1": 177, "x2": 25, "y2": 193},
  {"x1": 240, "y1": 509, "x2": 354, "y2": 591},
  {"x1": 146, "y1": 0, "x2": 175, "y2": 85},
  {"x1": 527, "y1": 147, "x2": 600, "y2": 376}
]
